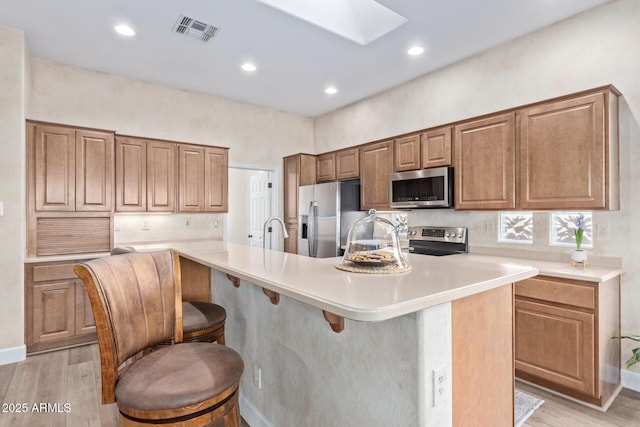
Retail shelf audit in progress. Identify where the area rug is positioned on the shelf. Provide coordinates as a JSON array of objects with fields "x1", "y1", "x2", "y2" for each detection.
[{"x1": 515, "y1": 390, "x2": 544, "y2": 427}]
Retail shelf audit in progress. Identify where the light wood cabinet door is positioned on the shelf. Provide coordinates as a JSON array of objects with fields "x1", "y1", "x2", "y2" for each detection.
[
  {"x1": 147, "y1": 140, "x2": 176, "y2": 212},
  {"x1": 316, "y1": 152, "x2": 336, "y2": 182},
  {"x1": 283, "y1": 154, "x2": 315, "y2": 253},
  {"x1": 178, "y1": 144, "x2": 206, "y2": 212},
  {"x1": 360, "y1": 140, "x2": 394, "y2": 211},
  {"x1": 518, "y1": 90, "x2": 615, "y2": 210},
  {"x1": 116, "y1": 137, "x2": 176, "y2": 212},
  {"x1": 515, "y1": 298, "x2": 596, "y2": 397},
  {"x1": 204, "y1": 147, "x2": 228, "y2": 212},
  {"x1": 421, "y1": 126, "x2": 452, "y2": 168},
  {"x1": 74, "y1": 281, "x2": 96, "y2": 336},
  {"x1": 394, "y1": 134, "x2": 421, "y2": 172},
  {"x1": 75, "y1": 130, "x2": 114, "y2": 211},
  {"x1": 284, "y1": 155, "x2": 301, "y2": 226},
  {"x1": 454, "y1": 113, "x2": 515, "y2": 210},
  {"x1": 116, "y1": 137, "x2": 147, "y2": 212},
  {"x1": 284, "y1": 224, "x2": 298, "y2": 254},
  {"x1": 32, "y1": 124, "x2": 76, "y2": 212},
  {"x1": 336, "y1": 148, "x2": 359, "y2": 180},
  {"x1": 25, "y1": 260, "x2": 98, "y2": 353},
  {"x1": 31, "y1": 123, "x2": 114, "y2": 212},
  {"x1": 30, "y1": 281, "x2": 76, "y2": 344},
  {"x1": 177, "y1": 144, "x2": 228, "y2": 212}
]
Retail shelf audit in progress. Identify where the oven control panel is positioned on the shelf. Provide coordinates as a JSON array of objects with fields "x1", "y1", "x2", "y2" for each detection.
[{"x1": 407, "y1": 226, "x2": 467, "y2": 244}]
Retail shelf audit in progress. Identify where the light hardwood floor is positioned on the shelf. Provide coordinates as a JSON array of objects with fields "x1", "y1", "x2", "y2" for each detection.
[
  {"x1": 0, "y1": 344, "x2": 248, "y2": 427},
  {"x1": 0, "y1": 344, "x2": 638, "y2": 426},
  {"x1": 518, "y1": 381, "x2": 640, "y2": 427}
]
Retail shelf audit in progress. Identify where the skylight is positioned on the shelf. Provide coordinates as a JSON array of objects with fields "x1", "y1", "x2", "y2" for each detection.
[{"x1": 256, "y1": 0, "x2": 407, "y2": 45}]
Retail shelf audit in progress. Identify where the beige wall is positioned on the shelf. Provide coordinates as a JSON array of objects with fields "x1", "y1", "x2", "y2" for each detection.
[
  {"x1": 315, "y1": 0, "x2": 640, "y2": 381},
  {"x1": 28, "y1": 59, "x2": 314, "y2": 168},
  {"x1": 0, "y1": 31, "x2": 314, "y2": 360},
  {"x1": 0, "y1": 25, "x2": 26, "y2": 355}
]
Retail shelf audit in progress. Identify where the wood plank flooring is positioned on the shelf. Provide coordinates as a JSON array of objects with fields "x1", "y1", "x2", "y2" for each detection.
[
  {"x1": 518, "y1": 381, "x2": 640, "y2": 427},
  {"x1": 0, "y1": 344, "x2": 248, "y2": 427},
  {"x1": 0, "y1": 344, "x2": 638, "y2": 426}
]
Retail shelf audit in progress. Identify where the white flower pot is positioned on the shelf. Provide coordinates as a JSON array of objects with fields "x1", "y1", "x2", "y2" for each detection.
[{"x1": 571, "y1": 249, "x2": 588, "y2": 268}]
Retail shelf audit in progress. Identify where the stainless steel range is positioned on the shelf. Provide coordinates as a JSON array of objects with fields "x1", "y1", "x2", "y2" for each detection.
[{"x1": 407, "y1": 226, "x2": 468, "y2": 256}]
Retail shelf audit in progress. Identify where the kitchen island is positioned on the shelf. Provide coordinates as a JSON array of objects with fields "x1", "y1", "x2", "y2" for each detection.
[{"x1": 130, "y1": 240, "x2": 539, "y2": 427}]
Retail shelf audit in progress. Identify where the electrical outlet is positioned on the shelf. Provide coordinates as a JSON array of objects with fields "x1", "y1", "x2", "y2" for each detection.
[
  {"x1": 598, "y1": 223, "x2": 610, "y2": 240},
  {"x1": 253, "y1": 364, "x2": 262, "y2": 389},
  {"x1": 185, "y1": 218, "x2": 191, "y2": 228},
  {"x1": 114, "y1": 221, "x2": 121, "y2": 231},
  {"x1": 485, "y1": 221, "x2": 496, "y2": 234},
  {"x1": 142, "y1": 220, "x2": 150, "y2": 230},
  {"x1": 213, "y1": 219, "x2": 219, "y2": 228},
  {"x1": 433, "y1": 367, "x2": 446, "y2": 407}
]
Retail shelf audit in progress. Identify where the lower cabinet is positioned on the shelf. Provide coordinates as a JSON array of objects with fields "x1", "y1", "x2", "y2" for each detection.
[
  {"x1": 25, "y1": 260, "x2": 97, "y2": 354},
  {"x1": 515, "y1": 275, "x2": 620, "y2": 407}
]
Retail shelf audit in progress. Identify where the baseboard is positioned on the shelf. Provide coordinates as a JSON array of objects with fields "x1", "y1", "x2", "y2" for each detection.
[
  {"x1": 0, "y1": 344, "x2": 26, "y2": 366},
  {"x1": 621, "y1": 369, "x2": 640, "y2": 392},
  {"x1": 240, "y1": 392, "x2": 273, "y2": 427}
]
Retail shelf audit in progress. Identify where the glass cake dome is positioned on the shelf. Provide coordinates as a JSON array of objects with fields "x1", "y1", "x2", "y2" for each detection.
[{"x1": 338, "y1": 209, "x2": 409, "y2": 272}]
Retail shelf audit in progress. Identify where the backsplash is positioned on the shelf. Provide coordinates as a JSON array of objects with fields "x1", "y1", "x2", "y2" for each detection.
[{"x1": 114, "y1": 213, "x2": 224, "y2": 245}]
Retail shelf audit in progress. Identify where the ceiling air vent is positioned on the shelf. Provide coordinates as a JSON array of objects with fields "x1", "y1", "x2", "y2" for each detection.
[{"x1": 173, "y1": 14, "x2": 218, "y2": 42}]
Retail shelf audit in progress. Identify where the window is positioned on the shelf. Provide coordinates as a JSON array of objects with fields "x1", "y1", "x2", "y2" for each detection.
[
  {"x1": 550, "y1": 211, "x2": 592, "y2": 248},
  {"x1": 499, "y1": 212, "x2": 533, "y2": 244}
]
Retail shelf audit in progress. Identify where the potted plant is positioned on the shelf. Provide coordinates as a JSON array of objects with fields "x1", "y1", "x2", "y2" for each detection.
[
  {"x1": 613, "y1": 335, "x2": 640, "y2": 368},
  {"x1": 570, "y1": 213, "x2": 588, "y2": 265}
]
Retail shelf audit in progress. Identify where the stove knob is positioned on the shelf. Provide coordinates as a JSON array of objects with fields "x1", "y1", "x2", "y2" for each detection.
[{"x1": 457, "y1": 233, "x2": 463, "y2": 238}]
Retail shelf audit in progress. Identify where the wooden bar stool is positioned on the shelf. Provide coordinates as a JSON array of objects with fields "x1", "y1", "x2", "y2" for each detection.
[
  {"x1": 74, "y1": 250, "x2": 243, "y2": 426},
  {"x1": 111, "y1": 247, "x2": 226, "y2": 345}
]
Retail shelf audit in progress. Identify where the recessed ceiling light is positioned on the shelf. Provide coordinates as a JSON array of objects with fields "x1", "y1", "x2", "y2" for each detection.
[
  {"x1": 407, "y1": 46, "x2": 424, "y2": 56},
  {"x1": 241, "y1": 63, "x2": 257, "y2": 72},
  {"x1": 114, "y1": 25, "x2": 136, "y2": 37},
  {"x1": 325, "y1": 87, "x2": 338, "y2": 95}
]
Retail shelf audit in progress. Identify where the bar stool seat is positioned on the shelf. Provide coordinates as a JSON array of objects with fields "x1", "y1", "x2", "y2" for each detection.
[{"x1": 183, "y1": 301, "x2": 226, "y2": 344}]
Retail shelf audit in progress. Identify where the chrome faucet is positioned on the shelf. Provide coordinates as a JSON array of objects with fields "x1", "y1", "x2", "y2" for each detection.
[{"x1": 263, "y1": 216, "x2": 289, "y2": 249}]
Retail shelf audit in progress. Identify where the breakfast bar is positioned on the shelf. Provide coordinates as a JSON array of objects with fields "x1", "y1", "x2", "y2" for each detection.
[{"x1": 130, "y1": 240, "x2": 538, "y2": 426}]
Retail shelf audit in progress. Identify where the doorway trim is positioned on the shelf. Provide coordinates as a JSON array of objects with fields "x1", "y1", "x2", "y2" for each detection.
[{"x1": 226, "y1": 162, "x2": 280, "y2": 249}]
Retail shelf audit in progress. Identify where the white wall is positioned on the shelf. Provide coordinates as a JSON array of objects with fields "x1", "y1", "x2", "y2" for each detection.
[
  {"x1": 0, "y1": 25, "x2": 27, "y2": 362},
  {"x1": 314, "y1": 0, "x2": 640, "y2": 381}
]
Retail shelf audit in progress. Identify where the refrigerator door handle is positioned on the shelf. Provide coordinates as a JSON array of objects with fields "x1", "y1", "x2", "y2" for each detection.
[{"x1": 308, "y1": 201, "x2": 318, "y2": 257}]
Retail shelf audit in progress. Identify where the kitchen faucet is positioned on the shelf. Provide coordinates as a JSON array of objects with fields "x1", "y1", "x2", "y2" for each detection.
[{"x1": 263, "y1": 216, "x2": 289, "y2": 249}]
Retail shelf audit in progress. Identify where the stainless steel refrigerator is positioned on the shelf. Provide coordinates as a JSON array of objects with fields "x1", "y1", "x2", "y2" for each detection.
[{"x1": 298, "y1": 179, "x2": 366, "y2": 258}]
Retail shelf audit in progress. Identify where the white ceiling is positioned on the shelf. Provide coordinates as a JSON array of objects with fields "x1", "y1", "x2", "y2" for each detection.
[{"x1": 0, "y1": 0, "x2": 611, "y2": 117}]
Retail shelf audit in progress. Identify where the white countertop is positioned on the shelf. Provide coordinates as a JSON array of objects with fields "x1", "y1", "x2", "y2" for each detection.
[
  {"x1": 26, "y1": 240, "x2": 623, "y2": 322},
  {"x1": 126, "y1": 240, "x2": 539, "y2": 321}
]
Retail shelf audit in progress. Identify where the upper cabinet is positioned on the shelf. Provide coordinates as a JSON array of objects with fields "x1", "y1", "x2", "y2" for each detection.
[
  {"x1": 283, "y1": 85, "x2": 620, "y2": 212},
  {"x1": 115, "y1": 136, "x2": 176, "y2": 212},
  {"x1": 518, "y1": 87, "x2": 619, "y2": 210},
  {"x1": 454, "y1": 113, "x2": 516, "y2": 210},
  {"x1": 421, "y1": 126, "x2": 452, "y2": 168},
  {"x1": 29, "y1": 122, "x2": 114, "y2": 212},
  {"x1": 394, "y1": 134, "x2": 421, "y2": 172},
  {"x1": 27, "y1": 121, "x2": 114, "y2": 257},
  {"x1": 178, "y1": 144, "x2": 228, "y2": 213},
  {"x1": 454, "y1": 86, "x2": 619, "y2": 210},
  {"x1": 316, "y1": 152, "x2": 336, "y2": 182},
  {"x1": 336, "y1": 148, "x2": 359, "y2": 180},
  {"x1": 360, "y1": 140, "x2": 394, "y2": 211}
]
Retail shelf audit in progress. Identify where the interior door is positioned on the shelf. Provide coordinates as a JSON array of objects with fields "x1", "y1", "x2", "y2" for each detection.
[{"x1": 250, "y1": 172, "x2": 270, "y2": 248}]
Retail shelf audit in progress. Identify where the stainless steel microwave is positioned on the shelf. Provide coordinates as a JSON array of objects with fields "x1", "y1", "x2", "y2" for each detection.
[{"x1": 389, "y1": 166, "x2": 454, "y2": 209}]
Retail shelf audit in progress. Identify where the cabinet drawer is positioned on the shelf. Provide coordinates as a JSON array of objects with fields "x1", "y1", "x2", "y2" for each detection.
[
  {"x1": 515, "y1": 276, "x2": 595, "y2": 310},
  {"x1": 32, "y1": 263, "x2": 80, "y2": 282}
]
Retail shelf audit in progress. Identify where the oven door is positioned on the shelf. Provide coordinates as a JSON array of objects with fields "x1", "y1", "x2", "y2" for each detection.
[{"x1": 390, "y1": 166, "x2": 453, "y2": 208}]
